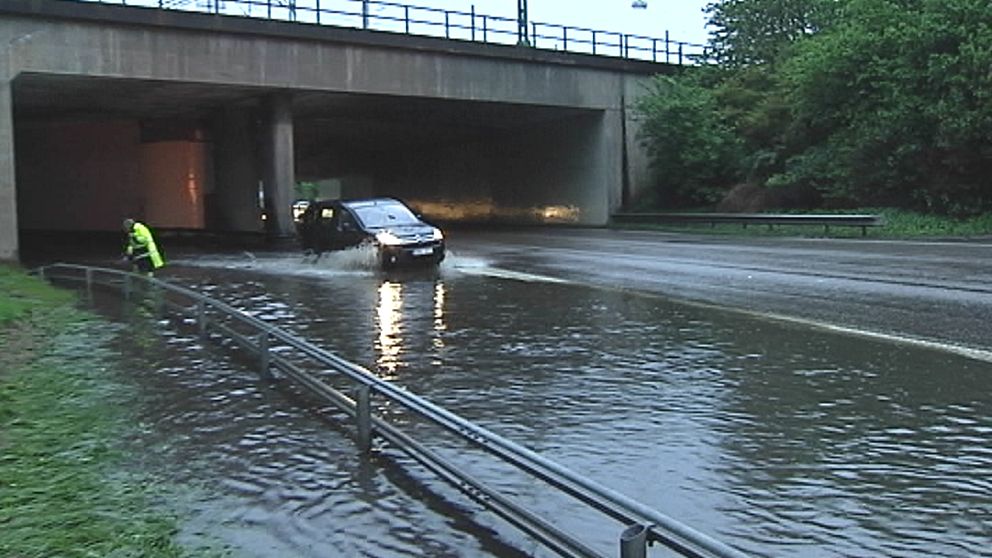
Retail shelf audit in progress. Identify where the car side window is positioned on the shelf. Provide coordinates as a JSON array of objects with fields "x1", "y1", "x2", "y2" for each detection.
[{"x1": 339, "y1": 210, "x2": 357, "y2": 232}]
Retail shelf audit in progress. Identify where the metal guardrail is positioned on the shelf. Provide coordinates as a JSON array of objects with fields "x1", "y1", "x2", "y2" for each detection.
[
  {"x1": 72, "y1": 0, "x2": 708, "y2": 64},
  {"x1": 612, "y1": 212, "x2": 885, "y2": 236},
  {"x1": 34, "y1": 263, "x2": 748, "y2": 558}
]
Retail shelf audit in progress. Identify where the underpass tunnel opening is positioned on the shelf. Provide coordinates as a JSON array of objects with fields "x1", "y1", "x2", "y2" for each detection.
[
  {"x1": 292, "y1": 94, "x2": 611, "y2": 227},
  {"x1": 12, "y1": 75, "x2": 616, "y2": 259}
]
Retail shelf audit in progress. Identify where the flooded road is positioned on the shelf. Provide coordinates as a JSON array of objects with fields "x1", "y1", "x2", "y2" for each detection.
[{"x1": 40, "y1": 229, "x2": 992, "y2": 557}]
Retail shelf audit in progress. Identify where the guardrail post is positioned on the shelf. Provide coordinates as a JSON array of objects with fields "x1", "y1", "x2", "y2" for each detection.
[
  {"x1": 197, "y1": 300, "x2": 207, "y2": 337},
  {"x1": 258, "y1": 332, "x2": 271, "y2": 378},
  {"x1": 619, "y1": 523, "x2": 649, "y2": 558},
  {"x1": 85, "y1": 268, "x2": 93, "y2": 300},
  {"x1": 354, "y1": 385, "x2": 372, "y2": 452}
]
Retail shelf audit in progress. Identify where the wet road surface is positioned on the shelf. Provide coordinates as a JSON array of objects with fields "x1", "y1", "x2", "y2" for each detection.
[
  {"x1": 448, "y1": 228, "x2": 992, "y2": 360},
  {"x1": 28, "y1": 228, "x2": 992, "y2": 557}
]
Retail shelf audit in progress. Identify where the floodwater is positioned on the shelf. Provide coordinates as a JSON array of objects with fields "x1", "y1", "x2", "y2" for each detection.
[{"x1": 77, "y1": 247, "x2": 990, "y2": 558}]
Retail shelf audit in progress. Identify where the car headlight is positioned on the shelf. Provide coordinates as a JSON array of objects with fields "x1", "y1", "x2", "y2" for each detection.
[
  {"x1": 375, "y1": 230, "x2": 403, "y2": 246},
  {"x1": 431, "y1": 228, "x2": 444, "y2": 241}
]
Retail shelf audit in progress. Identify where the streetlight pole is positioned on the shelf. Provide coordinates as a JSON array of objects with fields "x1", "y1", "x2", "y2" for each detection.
[{"x1": 517, "y1": 0, "x2": 529, "y2": 45}]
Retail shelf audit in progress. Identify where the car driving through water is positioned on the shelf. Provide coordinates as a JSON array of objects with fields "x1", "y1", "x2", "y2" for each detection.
[{"x1": 296, "y1": 197, "x2": 445, "y2": 268}]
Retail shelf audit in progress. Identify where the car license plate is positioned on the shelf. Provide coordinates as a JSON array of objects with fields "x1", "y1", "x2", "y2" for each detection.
[{"x1": 412, "y1": 247, "x2": 433, "y2": 256}]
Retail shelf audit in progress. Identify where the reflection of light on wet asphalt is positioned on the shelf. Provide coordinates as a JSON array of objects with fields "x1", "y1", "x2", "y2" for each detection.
[
  {"x1": 375, "y1": 281, "x2": 403, "y2": 378},
  {"x1": 445, "y1": 253, "x2": 572, "y2": 284}
]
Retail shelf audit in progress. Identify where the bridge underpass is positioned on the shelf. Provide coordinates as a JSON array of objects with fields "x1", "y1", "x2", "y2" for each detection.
[{"x1": 0, "y1": 0, "x2": 668, "y2": 262}]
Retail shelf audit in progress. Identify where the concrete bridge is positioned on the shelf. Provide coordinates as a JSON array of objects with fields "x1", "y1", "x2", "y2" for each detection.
[{"x1": 0, "y1": 0, "x2": 674, "y2": 262}]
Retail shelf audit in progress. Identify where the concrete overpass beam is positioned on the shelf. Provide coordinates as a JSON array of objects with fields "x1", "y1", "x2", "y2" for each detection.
[{"x1": 262, "y1": 93, "x2": 295, "y2": 239}]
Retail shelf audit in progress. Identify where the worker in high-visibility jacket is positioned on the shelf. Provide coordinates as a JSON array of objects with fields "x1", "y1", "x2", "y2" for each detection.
[{"x1": 123, "y1": 218, "x2": 165, "y2": 276}]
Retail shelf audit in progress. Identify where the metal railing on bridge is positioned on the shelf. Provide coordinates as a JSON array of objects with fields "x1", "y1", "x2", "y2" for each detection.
[
  {"x1": 72, "y1": 0, "x2": 708, "y2": 64},
  {"x1": 34, "y1": 263, "x2": 747, "y2": 558}
]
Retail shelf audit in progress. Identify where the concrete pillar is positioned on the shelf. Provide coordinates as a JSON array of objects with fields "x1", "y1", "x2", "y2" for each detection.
[
  {"x1": 262, "y1": 94, "x2": 296, "y2": 238},
  {"x1": 0, "y1": 70, "x2": 17, "y2": 262}
]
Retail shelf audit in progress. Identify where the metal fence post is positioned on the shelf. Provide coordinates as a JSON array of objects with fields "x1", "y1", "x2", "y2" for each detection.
[
  {"x1": 619, "y1": 523, "x2": 648, "y2": 558},
  {"x1": 354, "y1": 385, "x2": 372, "y2": 452}
]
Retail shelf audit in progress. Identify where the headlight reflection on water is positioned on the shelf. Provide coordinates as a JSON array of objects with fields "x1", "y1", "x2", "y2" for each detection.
[
  {"x1": 375, "y1": 281, "x2": 403, "y2": 378},
  {"x1": 373, "y1": 279, "x2": 449, "y2": 377}
]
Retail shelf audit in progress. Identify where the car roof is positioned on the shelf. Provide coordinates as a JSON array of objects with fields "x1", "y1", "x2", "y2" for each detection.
[
  {"x1": 341, "y1": 198, "x2": 404, "y2": 209},
  {"x1": 309, "y1": 197, "x2": 403, "y2": 208}
]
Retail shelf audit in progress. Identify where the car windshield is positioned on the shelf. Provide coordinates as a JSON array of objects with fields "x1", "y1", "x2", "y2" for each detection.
[{"x1": 349, "y1": 201, "x2": 421, "y2": 228}]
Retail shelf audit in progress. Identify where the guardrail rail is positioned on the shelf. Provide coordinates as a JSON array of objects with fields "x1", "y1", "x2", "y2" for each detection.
[
  {"x1": 612, "y1": 212, "x2": 885, "y2": 236},
  {"x1": 33, "y1": 263, "x2": 749, "y2": 558},
  {"x1": 72, "y1": 0, "x2": 708, "y2": 64}
]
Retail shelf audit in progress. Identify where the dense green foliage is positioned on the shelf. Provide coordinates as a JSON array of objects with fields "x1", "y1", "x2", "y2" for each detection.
[
  {"x1": 637, "y1": 0, "x2": 992, "y2": 216},
  {"x1": 0, "y1": 265, "x2": 207, "y2": 558}
]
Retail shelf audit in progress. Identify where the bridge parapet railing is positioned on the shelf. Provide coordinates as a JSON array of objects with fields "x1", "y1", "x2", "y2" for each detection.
[
  {"x1": 71, "y1": 0, "x2": 708, "y2": 64},
  {"x1": 34, "y1": 263, "x2": 748, "y2": 558}
]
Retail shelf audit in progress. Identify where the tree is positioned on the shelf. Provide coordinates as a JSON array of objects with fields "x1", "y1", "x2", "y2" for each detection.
[
  {"x1": 635, "y1": 74, "x2": 744, "y2": 208},
  {"x1": 704, "y1": 0, "x2": 843, "y2": 66},
  {"x1": 775, "y1": 0, "x2": 992, "y2": 213}
]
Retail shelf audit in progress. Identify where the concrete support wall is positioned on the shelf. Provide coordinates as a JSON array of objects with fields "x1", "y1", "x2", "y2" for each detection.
[
  {"x1": 622, "y1": 74, "x2": 657, "y2": 208},
  {"x1": 17, "y1": 120, "x2": 142, "y2": 230},
  {"x1": 0, "y1": 66, "x2": 16, "y2": 261},
  {"x1": 140, "y1": 141, "x2": 207, "y2": 229}
]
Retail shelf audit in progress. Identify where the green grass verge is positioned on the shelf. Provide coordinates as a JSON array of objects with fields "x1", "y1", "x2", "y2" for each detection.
[
  {"x1": 613, "y1": 208, "x2": 992, "y2": 239},
  {"x1": 0, "y1": 264, "x2": 209, "y2": 558}
]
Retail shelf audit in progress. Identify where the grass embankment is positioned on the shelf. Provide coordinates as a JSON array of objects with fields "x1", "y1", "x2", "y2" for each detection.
[
  {"x1": 0, "y1": 264, "x2": 191, "y2": 557},
  {"x1": 617, "y1": 208, "x2": 992, "y2": 239}
]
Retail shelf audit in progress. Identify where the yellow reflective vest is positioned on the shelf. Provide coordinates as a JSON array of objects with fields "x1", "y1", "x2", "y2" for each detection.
[{"x1": 126, "y1": 221, "x2": 165, "y2": 269}]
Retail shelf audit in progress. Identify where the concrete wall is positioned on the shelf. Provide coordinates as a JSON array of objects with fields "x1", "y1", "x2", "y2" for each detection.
[
  {"x1": 0, "y1": 61, "x2": 15, "y2": 261},
  {"x1": 16, "y1": 119, "x2": 207, "y2": 231}
]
